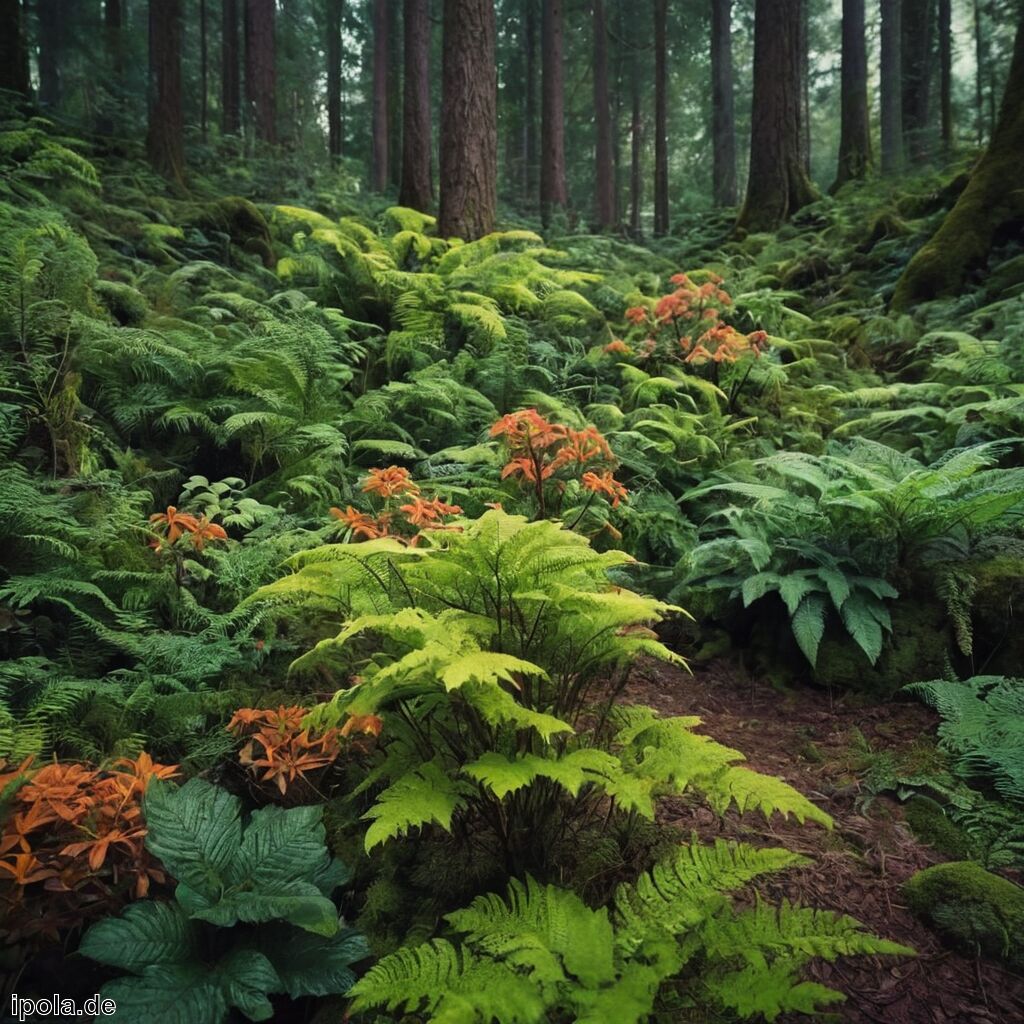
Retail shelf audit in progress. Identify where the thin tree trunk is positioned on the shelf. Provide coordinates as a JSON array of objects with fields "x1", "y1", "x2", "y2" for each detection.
[
  {"x1": 593, "y1": 0, "x2": 615, "y2": 229},
  {"x1": 974, "y1": 0, "x2": 985, "y2": 144},
  {"x1": 327, "y1": 0, "x2": 344, "y2": 162},
  {"x1": 387, "y1": 0, "x2": 402, "y2": 188},
  {"x1": 0, "y1": 0, "x2": 30, "y2": 97},
  {"x1": 894, "y1": 6, "x2": 1024, "y2": 307},
  {"x1": 400, "y1": 0, "x2": 433, "y2": 210},
  {"x1": 245, "y1": 0, "x2": 276, "y2": 144},
  {"x1": 880, "y1": 0, "x2": 903, "y2": 172},
  {"x1": 222, "y1": 0, "x2": 241, "y2": 134},
  {"x1": 438, "y1": 0, "x2": 497, "y2": 239},
  {"x1": 200, "y1": 0, "x2": 208, "y2": 141},
  {"x1": 737, "y1": 0, "x2": 817, "y2": 233},
  {"x1": 147, "y1": 0, "x2": 185, "y2": 184},
  {"x1": 540, "y1": 0, "x2": 568, "y2": 225},
  {"x1": 711, "y1": 0, "x2": 738, "y2": 206},
  {"x1": 371, "y1": 0, "x2": 389, "y2": 190},
  {"x1": 37, "y1": 0, "x2": 62, "y2": 109},
  {"x1": 629, "y1": 52, "x2": 642, "y2": 239},
  {"x1": 833, "y1": 0, "x2": 871, "y2": 189},
  {"x1": 939, "y1": 0, "x2": 952, "y2": 152},
  {"x1": 799, "y1": 0, "x2": 811, "y2": 173},
  {"x1": 902, "y1": 0, "x2": 933, "y2": 162},
  {"x1": 524, "y1": 0, "x2": 538, "y2": 202},
  {"x1": 653, "y1": 0, "x2": 669, "y2": 236}
]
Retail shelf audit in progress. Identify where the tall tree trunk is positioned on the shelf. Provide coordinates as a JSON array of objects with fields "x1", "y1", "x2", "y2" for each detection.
[
  {"x1": 939, "y1": 0, "x2": 952, "y2": 152},
  {"x1": 147, "y1": 0, "x2": 185, "y2": 184},
  {"x1": 326, "y1": 0, "x2": 344, "y2": 162},
  {"x1": 387, "y1": 0, "x2": 402, "y2": 188},
  {"x1": 593, "y1": 0, "x2": 615, "y2": 229},
  {"x1": 653, "y1": 0, "x2": 669, "y2": 236},
  {"x1": 893, "y1": 6, "x2": 1024, "y2": 307},
  {"x1": 37, "y1": 0, "x2": 62, "y2": 109},
  {"x1": 902, "y1": 0, "x2": 933, "y2": 163},
  {"x1": 0, "y1": 0, "x2": 30, "y2": 97},
  {"x1": 629, "y1": 52, "x2": 642, "y2": 239},
  {"x1": 879, "y1": 0, "x2": 903, "y2": 172},
  {"x1": 222, "y1": 0, "x2": 241, "y2": 134},
  {"x1": 371, "y1": 0, "x2": 389, "y2": 190},
  {"x1": 105, "y1": 0, "x2": 124, "y2": 79},
  {"x1": 400, "y1": 0, "x2": 433, "y2": 210},
  {"x1": 974, "y1": 0, "x2": 985, "y2": 145},
  {"x1": 438, "y1": 0, "x2": 497, "y2": 239},
  {"x1": 524, "y1": 0, "x2": 538, "y2": 202},
  {"x1": 737, "y1": 0, "x2": 817, "y2": 233},
  {"x1": 200, "y1": 0, "x2": 209, "y2": 141},
  {"x1": 540, "y1": 0, "x2": 568, "y2": 225},
  {"x1": 799, "y1": 0, "x2": 811, "y2": 173},
  {"x1": 711, "y1": 0, "x2": 737, "y2": 206},
  {"x1": 833, "y1": 0, "x2": 871, "y2": 189},
  {"x1": 245, "y1": 0, "x2": 276, "y2": 144}
]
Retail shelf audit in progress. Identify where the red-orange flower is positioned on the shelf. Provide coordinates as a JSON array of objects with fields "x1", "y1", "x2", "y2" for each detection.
[
  {"x1": 603, "y1": 338, "x2": 631, "y2": 355},
  {"x1": 149, "y1": 506, "x2": 199, "y2": 544},
  {"x1": 189, "y1": 516, "x2": 228, "y2": 551},
  {"x1": 581, "y1": 470, "x2": 628, "y2": 507},
  {"x1": 399, "y1": 496, "x2": 463, "y2": 528},
  {"x1": 361, "y1": 466, "x2": 419, "y2": 499},
  {"x1": 330, "y1": 505, "x2": 388, "y2": 539},
  {"x1": 625, "y1": 305, "x2": 649, "y2": 324}
]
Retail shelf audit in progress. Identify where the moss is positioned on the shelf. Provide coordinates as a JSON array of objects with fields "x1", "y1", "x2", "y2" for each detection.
[
  {"x1": 692, "y1": 629, "x2": 732, "y2": 664},
  {"x1": 904, "y1": 861, "x2": 1024, "y2": 969},
  {"x1": 859, "y1": 210, "x2": 910, "y2": 252},
  {"x1": 965, "y1": 556, "x2": 1024, "y2": 674},
  {"x1": 903, "y1": 798, "x2": 974, "y2": 860},
  {"x1": 93, "y1": 280, "x2": 148, "y2": 326}
]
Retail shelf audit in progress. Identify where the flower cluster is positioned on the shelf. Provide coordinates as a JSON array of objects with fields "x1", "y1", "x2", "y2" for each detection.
[
  {"x1": 329, "y1": 466, "x2": 462, "y2": 545},
  {"x1": 148, "y1": 506, "x2": 228, "y2": 552},
  {"x1": 0, "y1": 754, "x2": 179, "y2": 942},
  {"x1": 227, "y1": 705, "x2": 381, "y2": 798},
  {"x1": 490, "y1": 409, "x2": 627, "y2": 518},
  {"x1": 609, "y1": 272, "x2": 770, "y2": 373}
]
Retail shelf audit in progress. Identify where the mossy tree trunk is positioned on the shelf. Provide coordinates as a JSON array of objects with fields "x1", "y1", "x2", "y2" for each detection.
[
  {"x1": 711, "y1": 0, "x2": 738, "y2": 207},
  {"x1": 244, "y1": 0, "x2": 276, "y2": 144},
  {"x1": 371, "y1": 0, "x2": 389, "y2": 190},
  {"x1": 653, "y1": 0, "x2": 669, "y2": 236},
  {"x1": 832, "y1": 0, "x2": 871, "y2": 191},
  {"x1": 399, "y1": 0, "x2": 433, "y2": 211},
  {"x1": 146, "y1": 0, "x2": 185, "y2": 186},
  {"x1": 540, "y1": 0, "x2": 568, "y2": 226},
  {"x1": 593, "y1": 0, "x2": 616, "y2": 230},
  {"x1": 892, "y1": 9, "x2": 1024, "y2": 309},
  {"x1": 0, "y1": 0, "x2": 30, "y2": 98},
  {"x1": 737, "y1": 0, "x2": 817, "y2": 233},
  {"x1": 438, "y1": 0, "x2": 497, "y2": 240},
  {"x1": 901, "y1": 0, "x2": 934, "y2": 163},
  {"x1": 879, "y1": 0, "x2": 903, "y2": 173},
  {"x1": 326, "y1": 0, "x2": 344, "y2": 162},
  {"x1": 222, "y1": 0, "x2": 241, "y2": 134}
]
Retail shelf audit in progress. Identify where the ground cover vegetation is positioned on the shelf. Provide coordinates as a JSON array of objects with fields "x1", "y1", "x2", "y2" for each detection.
[{"x1": 2, "y1": 0, "x2": 1023, "y2": 1021}]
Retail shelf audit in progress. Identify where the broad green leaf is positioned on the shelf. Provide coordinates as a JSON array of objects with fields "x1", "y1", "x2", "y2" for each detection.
[
  {"x1": 79, "y1": 901, "x2": 198, "y2": 972},
  {"x1": 257, "y1": 924, "x2": 370, "y2": 998}
]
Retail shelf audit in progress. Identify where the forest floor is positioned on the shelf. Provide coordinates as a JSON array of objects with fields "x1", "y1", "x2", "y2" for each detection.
[{"x1": 624, "y1": 660, "x2": 1024, "y2": 1024}]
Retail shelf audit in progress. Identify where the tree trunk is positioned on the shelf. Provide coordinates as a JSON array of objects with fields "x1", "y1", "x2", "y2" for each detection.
[
  {"x1": 326, "y1": 0, "x2": 344, "y2": 161},
  {"x1": 245, "y1": 0, "x2": 276, "y2": 144},
  {"x1": 593, "y1": 0, "x2": 615, "y2": 229},
  {"x1": 879, "y1": 0, "x2": 903, "y2": 172},
  {"x1": 438, "y1": 0, "x2": 497, "y2": 239},
  {"x1": 736, "y1": 0, "x2": 817, "y2": 233},
  {"x1": 105, "y1": 0, "x2": 123, "y2": 76},
  {"x1": 893, "y1": 8, "x2": 1024, "y2": 308},
  {"x1": 653, "y1": 0, "x2": 669, "y2": 236},
  {"x1": 200, "y1": 0, "x2": 209, "y2": 141},
  {"x1": 371, "y1": 0, "x2": 389, "y2": 190},
  {"x1": 524, "y1": 0, "x2": 538, "y2": 202},
  {"x1": 37, "y1": 0, "x2": 62, "y2": 109},
  {"x1": 711, "y1": 0, "x2": 737, "y2": 206},
  {"x1": 902, "y1": 0, "x2": 933, "y2": 163},
  {"x1": 147, "y1": 0, "x2": 185, "y2": 184},
  {"x1": 540, "y1": 0, "x2": 568, "y2": 225},
  {"x1": 974, "y1": 0, "x2": 985, "y2": 145},
  {"x1": 222, "y1": 0, "x2": 241, "y2": 134},
  {"x1": 0, "y1": 0, "x2": 30, "y2": 97},
  {"x1": 400, "y1": 0, "x2": 433, "y2": 210},
  {"x1": 629, "y1": 52, "x2": 642, "y2": 239},
  {"x1": 832, "y1": 0, "x2": 871, "y2": 189},
  {"x1": 388, "y1": 0, "x2": 402, "y2": 188},
  {"x1": 939, "y1": 0, "x2": 952, "y2": 152},
  {"x1": 799, "y1": 0, "x2": 811, "y2": 173}
]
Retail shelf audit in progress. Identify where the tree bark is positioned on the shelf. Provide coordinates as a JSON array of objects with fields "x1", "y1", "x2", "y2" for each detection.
[
  {"x1": 523, "y1": 0, "x2": 538, "y2": 201},
  {"x1": 245, "y1": 0, "x2": 276, "y2": 144},
  {"x1": 387, "y1": 0, "x2": 402, "y2": 188},
  {"x1": 939, "y1": 0, "x2": 952, "y2": 152},
  {"x1": 222, "y1": 0, "x2": 241, "y2": 134},
  {"x1": 902, "y1": 0, "x2": 933, "y2": 163},
  {"x1": 893, "y1": 7, "x2": 1024, "y2": 308},
  {"x1": 833, "y1": 0, "x2": 871, "y2": 189},
  {"x1": 799, "y1": 0, "x2": 810, "y2": 173},
  {"x1": 200, "y1": 0, "x2": 209, "y2": 141},
  {"x1": 653, "y1": 0, "x2": 669, "y2": 236},
  {"x1": 371, "y1": 0, "x2": 389, "y2": 190},
  {"x1": 326, "y1": 0, "x2": 344, "y2": 161},
  {"x1": 400, "y1": 0, "x2": 433, "y2": 210},
  {"x1": 37, "y1": 0, "x2": 62, "y2": 109},
  {"x1": 147, "y1": 0, "x2": 185, "y2": 185},
  {"x1": 879, "y1": 0, "x2": 903, "y2": 172},
  {"x1": 711, "y1": 0, "x2": 737, "y2": 206},
  {"x1": 974, "y1": 0, "x2": 985, "y2": 145},
  {"x1": 438, "y1": 0, "x2": 497, "y2": 239},
  {"x1": 0, "y1": 0, "x2": 30, "y2": 98},
  {"x1": 736, "y1": 0, "x2": 817, "y2": 233},
  {"x1": 540, "y1": 0, "x2": 568, "y2": 225},
  {"x1": 629, "y1": 51, "x2": 642, "y2": 239},
  {"x1": 593, "y1": 0, "x2": 615, "y2": 229}
]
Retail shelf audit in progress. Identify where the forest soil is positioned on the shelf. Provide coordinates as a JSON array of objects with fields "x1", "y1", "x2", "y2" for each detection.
[{"x1": 622, "y1": 658, "x2": 1024, "y2": 1024}]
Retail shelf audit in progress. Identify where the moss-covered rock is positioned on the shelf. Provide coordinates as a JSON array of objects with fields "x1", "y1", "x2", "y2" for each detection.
[
  {"x1": 904, "y1": 861, "x2": 1024, "y2": 969},
  {"x1": 188, "y1": 196, "x2": 275, "y2": 267},
  {"x1": 93, "y1": 279, "x2": 148, "y2": 326},
  {"x1": 903, "y1": 798, "x2": 974, "y2": 860}
]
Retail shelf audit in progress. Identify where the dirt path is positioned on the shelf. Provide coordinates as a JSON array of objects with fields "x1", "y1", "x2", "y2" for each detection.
[{"x1": 623, "y1": 658, "x2": 1024, "y2": 1024}]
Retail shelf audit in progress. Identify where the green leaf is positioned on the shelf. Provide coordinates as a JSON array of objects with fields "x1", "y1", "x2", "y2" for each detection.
[
  {"x1": 441, "y1": 652, "x2": 547, "y2": 691},
  {"x1": 188, "y1": 880, "x2": 340, "y2": 936},
  {"x1": 256, "y1": 923, "x2": 369, "y2": 998},
  {"x1": 791, "y1": 592, "x2": 828, "y2": 666},
  {"x1": 840, "y1": 592, "x2": 886, "y2": 665},
  {"x1": 778, "y1": 572, "x2": 824, "y2": 617},
  {"x1": 215, "y1": 948, "x2": 279, "y2": 1022},
  {"x1": 740, "y1": 572, "x2": 781, "y2": 607},
  {"x1": 230, "y1": 803, "x2": 331, "y2": 888},
  {"x1": 143, "y1": 779, "x2": 242, "y2": 899},
  {"x1": 79, "y1": 901, "x2": 198, "y2": 972},
  {"x1": 101, "y1": 966, "x2": 225, "y2": 1024}
]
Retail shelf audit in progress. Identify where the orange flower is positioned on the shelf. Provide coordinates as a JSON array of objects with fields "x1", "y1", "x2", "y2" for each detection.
[
  {"x1": 490, "y1": 409, "x2": 566, "y2": 449},
  {"x1": 581, "y1": 470, "x2": 628, "y2": 508},
  {"x1": 149, "y1": 506, "x2": 199, "y2": 544},
  {"x1": 399, "y1": 496, "x2": 462, "y2": 528},
  {"x1": 189, "y1": 516, "x2": 228, "y2": 551},
  {"x1": 603, "y1": 338, "x2": 631, "y2": 355},
  {"x1": 684, "y1": 343, "x2": 713, "y2": 364},
  {"x1": 361, "y1": 466, "x2": 419, "y2": 499},
  {"x1": 669, "y1": 273, "x2": 690, "y2": 286},
  {"x1": 340, "y1": 714, "x2": 383, "y2": 738},
  {"x1": 501, "y1": 456, "x2": 552, "y2": 483},
  {"x1": 330, "y1": 505, "x2": 388, "y2": 539},
  {"x1": 625, "y1": 305, "x2": 649, "y2": 324}
]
